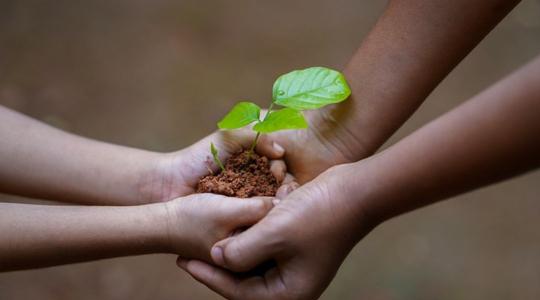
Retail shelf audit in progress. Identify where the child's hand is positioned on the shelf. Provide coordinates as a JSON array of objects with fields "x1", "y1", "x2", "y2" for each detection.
[
  {"x1": 0, "y1": 191, "x2": 275, "y2": 271},
  {"x1": 139, "y1": 129, "x2": 296, "y2": 203},
  {"x1": 163, "y1": 193, "x2": 275, "y2": 262},
  {"x1": 176, "y1": 164, "x2": 372, "y2": 300}
]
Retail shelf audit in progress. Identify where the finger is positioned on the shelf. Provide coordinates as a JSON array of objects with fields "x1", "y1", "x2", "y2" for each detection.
[
  {"x1": 221, "y1": 197, "x2": 274, "y2": 226},
  {"x1": 275, "y1": 182, "x2": 299, "y2": 199},
  {"x1": 269, "y1": 160, "x2": 286, "y2": 183},
  {"x1": 276, "y1": 174, "x2": 299, "y2": 199},
  {"x1": 178, "y1": 258, "x2": 240, "y2": 300},
  {"x1": 211, "y1": 223, "x2": 276, "y2": 272},
  {"x1": 275, "y1": 185, "x2": 289, "y2": 200},
  {"x1": 282, "y1": 173, "x2": 297, "y2": 185},
  {"x1": 180, "y1": 259, "x2": 276, "y2": 300},
  {"x1": 177, "y1": 257, "x2": 188, "y2": 269},
  {"x1": 255, "y1": 135, "x2": 285, "y2": 159}
]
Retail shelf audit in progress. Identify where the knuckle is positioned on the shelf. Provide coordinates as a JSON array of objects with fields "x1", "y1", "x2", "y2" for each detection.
[
  {"x1": 251, "y1": 199, "x2": 271, "y2": 216},
  {"x1": 223, "y1": 243, "x2": 246, "y2": 271}
]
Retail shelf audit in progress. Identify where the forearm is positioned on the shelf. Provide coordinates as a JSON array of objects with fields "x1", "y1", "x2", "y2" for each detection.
[
  {"x1": 313, "y1": 0, "x2": 520, "y2": 160},
  {"x1": 0, "y1": 106, "x2": 161, "y2": 205},
  {"x1": 352, "y1": 55, "x2": 540, "y2": 225},
  {"x1": 0, "y1": 202, "x2": 169, "y2": 271}
]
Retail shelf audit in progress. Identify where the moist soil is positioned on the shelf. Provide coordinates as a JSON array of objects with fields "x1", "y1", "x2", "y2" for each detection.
[{"x1": 196, "y1": 150, "x2": 278, "y2": 198}]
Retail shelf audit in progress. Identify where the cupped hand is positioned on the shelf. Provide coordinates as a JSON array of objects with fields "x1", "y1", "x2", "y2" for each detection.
[
  {"x1": 257, "y1": 109, "x2": 367, "y2": 184},
  {"x1": 138, "y1": 129, "x2": 294, "y2": 203},
  {"x1": 163, "y1": 193, "x2": 276, "y2": 263},
  {"x1": 177, "y1": 163, "x2": 377, "y2": 300}
]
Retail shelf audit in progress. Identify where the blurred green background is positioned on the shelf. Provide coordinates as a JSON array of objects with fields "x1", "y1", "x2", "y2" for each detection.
[{"x1": 1, "y1": 1, "x2": 539, "y2": 299}]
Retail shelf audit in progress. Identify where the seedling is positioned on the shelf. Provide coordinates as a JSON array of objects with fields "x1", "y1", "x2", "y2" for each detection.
[
  {"x1": 212, "y1": 66, "x2": 351, "y2": 167},
  {"x1": 210, "y1": 142, "x2": 225, "y2": 172}
]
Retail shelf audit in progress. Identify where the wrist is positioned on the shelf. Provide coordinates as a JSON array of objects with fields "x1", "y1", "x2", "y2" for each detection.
[
  {"x1": 341, "y1": 157, "x2": 400, "y2": 230},
  {"x1": 323, "y1": 162, "x2": 383, "y2": 242},
  {"x1": 136, "y1": 149, "x2": 204, "y2": 204},
  {"x1": 129, "y1": 202, "x2": 174, "y2": 254},
  {"x1": 134, "y1": 151, "x2": 178, "y2": 204},
  {"x1": 161, "y1": 198, "x2": 202, "y2": 257},
  {"x1": 84, "y1": 143, "x2": 165, "y2": 205},
  {"x1": 306, "y1": 106, "x2": 374, "y2": 165}
]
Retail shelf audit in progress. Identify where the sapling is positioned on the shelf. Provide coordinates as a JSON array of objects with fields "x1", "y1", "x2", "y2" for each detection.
[
  {"x1": 212, "y1": 66, "x2": 351, "y2": 168},
  {"x1": 210, "y1": 142, "x2": 225, "y2": 172}
]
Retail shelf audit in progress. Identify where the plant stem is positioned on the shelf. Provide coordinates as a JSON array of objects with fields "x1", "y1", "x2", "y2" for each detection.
[
  {"x1": 249, "y1": 103, "x2": 274, "y2": 154},
  {"x1": 249, "y1": 132, "x2": 261, "y2": 153},
  {"x1": 211, "y1": 142, "x2": 225, "y2": 172},
  {"x1": 215, "y1": 157, "x2": 225, "y2": 172}
]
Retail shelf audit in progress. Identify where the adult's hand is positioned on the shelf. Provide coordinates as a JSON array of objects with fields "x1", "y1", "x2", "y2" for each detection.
[
  {"x1": 249, "y1": 0, "x2": 520, "y2": 184},
  {"x1": 178, "y1": 163, "x2": 373, "y2": 300},
  {"x1": 178, "y1": 54, "x2": 540, "y2": 299}
]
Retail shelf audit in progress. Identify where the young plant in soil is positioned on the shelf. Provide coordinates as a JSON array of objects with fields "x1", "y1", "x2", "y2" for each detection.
[{"x1": 197, "y1": 66, "x2": 351, "y2": 198}]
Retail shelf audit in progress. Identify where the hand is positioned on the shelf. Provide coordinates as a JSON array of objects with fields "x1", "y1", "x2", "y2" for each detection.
[
  {"x1": 258, "y1": 109, "x2": 367, "y2": 184},
  {"x1": 138, "y1": 129, "x2": 292, "y2": 203},
  {"x1": 177, "y1": 163, "x2": 377, "y2": 300},
  {"x1": 139, "y1": 108, "x2": 366, "y2": 203},
  {"x1": 0, "y1": 191, "x2": 276, "y2": 271},
  {"x1": 162, "y1": 193, "x2": 276, "y2": 263}
]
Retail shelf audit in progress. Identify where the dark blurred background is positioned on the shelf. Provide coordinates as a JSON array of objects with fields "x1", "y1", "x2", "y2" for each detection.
[{"x1": 0, "y1": 1, "x2": 539, "y2": 299}]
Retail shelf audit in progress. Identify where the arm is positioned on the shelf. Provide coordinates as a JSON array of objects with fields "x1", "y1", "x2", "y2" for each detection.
[
  {"x1": 0, "y1": 201, "x2": 167, "y2": 271},
  {"x1": 0, "y1": 106, "x2": 160, "y2": 205},
  {"x1": 0, "y1": 194, "x2": 273, "y2": 272},
  {"x1": 0, "y1": 106, "x2": 286, "y2": 205},
  {"x1": 351, "y1": 53, "x2": 540, "y2": 224},
  {"x1": 178, "y1": 55, "x2": 540, "y2": 300},
  {"x1": 271, "y1": 0, "x2": 520, "y2": 182}
]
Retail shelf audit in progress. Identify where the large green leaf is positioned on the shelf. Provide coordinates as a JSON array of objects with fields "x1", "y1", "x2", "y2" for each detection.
[
  {"x1": 272, "y1": 67, "x2": 351, "y2": 110},
  {"x1": 217, "y1": 101, "x2": 261, "y2": 129},
  {"x1": 253, "y1": 108, "x2": 308, "y2": 133}
]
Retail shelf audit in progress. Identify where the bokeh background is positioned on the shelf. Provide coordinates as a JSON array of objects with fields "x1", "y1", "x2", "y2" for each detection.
[{"x1": 1, "y1": 0, "x2": 539, "y2": 299}]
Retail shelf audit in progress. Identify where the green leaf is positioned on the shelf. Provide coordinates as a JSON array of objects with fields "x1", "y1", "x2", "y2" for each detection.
[
  {"x1": 217, "y1": 102, "x2": 261, "y2": 129},
  {"x1": 210, "y1": 142, "x2": 219, "y2": 156},
  {"x1": 272, "y1": 67, "x2": 351, "y2": 110},
  {"x1": 210, "y1": 142, "x2": 225, "y2": 171},
  {"x1": 253, "y1": 108, "x2": 308, "y2": 133}
]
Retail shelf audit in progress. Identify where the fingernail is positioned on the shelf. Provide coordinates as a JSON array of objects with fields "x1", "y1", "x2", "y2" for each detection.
[
  {"x1": 273, "y1": 142, "x2": 285, "y2": 155},
  {"x1": 211, "y1": 246, "x2": 225, "y2": 266},
  {"x1": 272, "y1": 198, "x2": 281, "y2": 205}
]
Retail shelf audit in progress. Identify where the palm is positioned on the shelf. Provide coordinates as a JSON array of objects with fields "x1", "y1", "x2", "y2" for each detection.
[
  {"x1": 140, "y1": 129, "x2": 287, "y2": 203},
  {"x1": 268, "y1": 128, "x2": 342, "y2": 183},
  {"x1": 178, "y1": 165, "x2": 372, "y2": 300}
]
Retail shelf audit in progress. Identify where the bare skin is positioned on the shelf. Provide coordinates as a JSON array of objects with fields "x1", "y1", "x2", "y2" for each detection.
[
  {"x1": 173, "y1": 0, "x2": 539, "y2": 299},
  {"x1": 0, "y1": 194, "x2": 275, "y2": 272},
  {"x1": 0, "y1": 107, "x2": 290, "y2": 271},
  {"x1": 0, "y1": 0, "x2": 517, "y2": 202},
  {"x1": 0, "y1": 0, "x2": 524, "y2": 290},
  {"x1": 0, "y1": 105, "x2": 289, "y2": 205},
  {"x1": 179, "y1": 55, "x2": 540, "y2": 300},
  {"x1": 261, "y1": 0, "x2": 520, "y2": 183}
]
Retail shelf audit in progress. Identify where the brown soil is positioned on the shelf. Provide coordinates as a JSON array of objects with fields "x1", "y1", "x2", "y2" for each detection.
[{"x1": 197, "y1": 150, "x2": 279, "y2": 198}]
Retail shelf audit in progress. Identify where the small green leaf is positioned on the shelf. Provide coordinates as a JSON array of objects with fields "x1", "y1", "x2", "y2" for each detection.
[
  {"x1": 210, "y1": 142, "x2": 218, "y2": 156},
  {"x1": 253, "y1": 108, "x2": 308, "y2": 133},
  {"x1": 272, "y1": 67, "x2": 351, "y2": 110},
  {"x1": 217, "y1": 102, "x2": 261, "y2": 129},
  {"x1": 210, "y1": 142, "x2": 225, "y2": 172}
]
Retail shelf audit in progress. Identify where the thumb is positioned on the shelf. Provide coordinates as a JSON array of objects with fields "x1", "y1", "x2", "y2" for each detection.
[
  {"x1": 211, "y1": 223, "x2": 276, "y2": 272},
  {"x1": 255, "y1": 134, "x2": 285, "y2": 159},
  {"x1": 219, "y1": 196, "x2": 275, "y2": 227}
]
